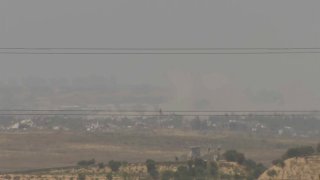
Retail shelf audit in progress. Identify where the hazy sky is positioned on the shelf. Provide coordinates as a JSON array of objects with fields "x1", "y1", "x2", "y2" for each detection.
[{"x1": 0, "y1": 0, "x2": 320, "y2": 109}]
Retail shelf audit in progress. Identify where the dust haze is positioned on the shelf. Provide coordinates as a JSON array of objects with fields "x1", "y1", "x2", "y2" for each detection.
[{"x1": 1, "y1": 1, "x2": 320, "y2": 110}]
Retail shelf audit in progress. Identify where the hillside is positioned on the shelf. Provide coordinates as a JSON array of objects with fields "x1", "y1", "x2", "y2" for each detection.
[{"x1": 259, "y1": 155, "x2": 320, "y2": 180}]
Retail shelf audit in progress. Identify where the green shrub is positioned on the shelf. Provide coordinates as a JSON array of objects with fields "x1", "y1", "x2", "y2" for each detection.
[
  {"x1": 223, "y1": 150, "x2": 245, "y2": 164},
  {"x1": 317, "y1": 143, "x2": 320, "y2": 153},
  {"x1": 77, "y1": 159, "x2": 95, "y2": 167},
  {"x1": 98, "y1": 162, "x2": 105, "y2": 169},
  {"x1": 77, "y1": 173, "x2": 86, "y2": 180},
  {"x1": 161, "y1": 170, "x2": 174, "y2": 180},
  {"x1": 272, "y1": 159, "x2": 285, "y2": 168},
  {"x1": 243, "y1": 159, "x2": 257, "y2": 169},
  {"x1": 176, "y1": 159, "x2": 219, "y2": 179},
  {"x1": 252, "y1": 163, "x2": 267, "y2": 178},
  {"x1": 108, "y1": 160, "x2": 122, "y2": 172},
  {"x1": 243, "y1": 159, "x2": 266, "y2": 178},
  {"x1": 284, "y1": 146, "x2": 314, "y2": 159},
  {"x1": 106, "y1": 173, "x2": 113, "y2": 180},
  {"x1": 267, "y1": 169, "x2": 277, "y2": 177},
  {"x1": 209, "y1": 161, "x2": 219, "y2": 176},
  {"x1": 146, "y1": 159, "x2": 159, "y2": 179},
  {"x1": 174, "y1": 166, "x2": 192, "y2": 180}
]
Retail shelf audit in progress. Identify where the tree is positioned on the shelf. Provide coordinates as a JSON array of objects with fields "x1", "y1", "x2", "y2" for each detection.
[
  {"x1": 161, "y1": 170, "x2": 174, "y2": 180},
  {"x1": 175, "y1": 156, "x2": 179, "y2": 162},
  {"x1": 98, "y1": 162, "x2": 105, "y2": 169},
  {"x1": 243, "y1": 159, "x2": 257, "y2": 169},
  {"x1": 242, "y1": 159, "x2": 266, "y2": 179},
  {"x1": 267, "y1": 169, "x2": 277, "y2": 177},
  {"x1": 78, "y1": 173, "x2": 86, "y2": 180},
  {"x1": 174, "y1": 158, "x2": 219, "y2": 180},
  {"x1": 77, "y1": 159, "x2": 95, "y2": 167},
  {"x1": 187, "y1": 160, "x2": 193, "y2": 170},
  {"x1": 236, "y1": 153, "x2": 245, "y2": 164},
  {"x1": 284, "y1": 146, "x2": 314, "y2": 159},
  {"x1": 209, "y1": 161, "x2": 219, "y2": 176},
  {"x1": 174, "y1": 166, "x2": 192, "y2": 180},
  {"x1": 193, "y1": 158, "x2": 207, "y2": 177},
  {"x1": 194, "y1": 158, "x2": 207, "y2": 169},
  {"x1": 223, "y1": 150, "x2": 245, "y2": 164},
  {"x1": 146, "y1": 159, "x2": 159, "y2": 179},
  {"x1": 272, "y1": 159, "x2": 285, "y2": 168},
  {"x1": 252, "y1": 163, "x2": 267, "y2": 178},
  {"x1": 108, "y1": 160, "x2": 121, "y2": 172},
  {"x1": 106, "y1": 173, "x2": 113, "y2": 180}
]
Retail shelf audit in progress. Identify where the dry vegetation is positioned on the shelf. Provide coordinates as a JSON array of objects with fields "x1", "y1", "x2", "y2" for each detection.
[
  {"x1": 259, "y1": 155, "x2": 320, "y2": 180},
  {"x1": 0, "y1": 128, "x2": 317, "y2": 171},
  {"x1": 0, "y1": 161, "x2": 247, "y2": 180}
]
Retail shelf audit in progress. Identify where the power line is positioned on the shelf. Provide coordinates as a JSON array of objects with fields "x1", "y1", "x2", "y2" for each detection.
[
  {"x1": 1, "y1": 47, "x2": 320, "y2": 55},
  {"x1": 1, "y1": 48, "x2": 320, "y2": 50},
  {"x1": 1, "y1": 51, "x2": 320, "y2": 55},
  {"x1": 0, "y1": 114, "x2": 314, "y2": 116},
  {"x1": 0, "y1": 109, "x2": 318, "y2": 113}
]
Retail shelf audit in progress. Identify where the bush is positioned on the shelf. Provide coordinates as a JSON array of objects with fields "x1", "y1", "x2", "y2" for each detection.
[
  {"x1": 267, "y1": 169, "x2": 277, "y2": 177},
  {"x1": 174, "y1": 166, "x2": 192, "y2": 180},
  {"x1": 178, "y1": 158, "x2": 220, "y2": 179},
  {"x1": 194, "y1": 158, "x2": 207, "y2": 169},
  {"x1": 243, "y1": 159, "x2": 256, "y2": 169},
  {"x1": 187, "y1": 158, "x2": 208, "y2": 177},
  {"x1": 108, "y1": 160, "x2": 121, "y2": 172},
  {"x1": 252, "y1": 163, "x2": 267, "y2": 178},
  {"x1": 223, "y1": 150, "x2": 246, "y2": 164},
  {"x1": 77, "y1": 173, "x2": 86, "y2": 180},
  {"x1": 243, "y1": 159, "x2": 267, "y2": 179},
  {"x1": 284, "y1": 146, "x2": 315, "y2": 159},
  {"x1": 146, "y1": 159, "x2": 159, "y2": 179},
  {"x1": 161, "y1": 170, "x2": 174, "y2": 180},
  {"x1": 317, "y1": 143, "x2": 320, "y2": 153},
  {"x1": 77, "y1": 159, "x2": 95, "y2": 167},
  {"x1": 272, "y1": 159, "x2": 285, "y2": 168},
  {"x1": 209, "y1": 161, "x2": 219, "y2": 176},
  {"x1": 98, "y1": 162, "x2": 105, "y2": 169},
  {"x1": 106, "y1": 173, "x2": 113, "y2": 180}
]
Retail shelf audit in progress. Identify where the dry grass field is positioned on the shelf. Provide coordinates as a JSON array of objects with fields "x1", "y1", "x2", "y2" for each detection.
[
  {"x1": 0, "y1": 129, "x2": 317, "y2": 171},
  {"x1": 0, "y1": 160, "x2": 248, "y2": 180},
  {"x1": 259, "y1": 155, "x2": 320, "y2": 179}
]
